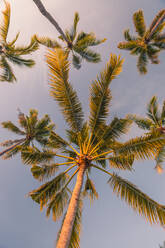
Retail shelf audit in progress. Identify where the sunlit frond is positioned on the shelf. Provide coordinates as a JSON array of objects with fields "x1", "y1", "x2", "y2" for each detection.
[
  {"x1": 133, "y1": 10, "x2": 146, "y2": 37},
  {"x1": 127, "y1": 114, "x2": 153, "y2": 130},
  {"x1": 1, "y1": 121, "x2": 25, "y2": 135},
  {"x1": 49, "y1": 131, "x2": 69, "y2": 150},
  {"x1": 11, "y1": 36, "x2": 39, "y2": 55},
  {"x1": 89, "y1": 54, "x2": 124, "y2": 133},
  {"x1": 46, "y1": 48, "x2": 84, "y2": 132},
  {"x1": 31, "y1": 164, "x2": 59, "y2": 182},
  {"x1": 124, "y1": 29, "x2": 136, "y2": 41},
  {"x1": 69, "y1": 12, "x2": 80, "y2": 41},
  {"x1": 148, "y1": 10, "x2": 165, "y2": 34},
  {"x1": 0, "y1": 1, "x2": 10, "y2": 42},
  {"x1": 34, "y1": 35, "x2": 61, "y2": 48},
  {"x1": 147, "y1": 96, "x2": 160, "y2": 124},
  {"x1": 118, "y1": 41, "x2": 137, "y2": 50},
  {"x1": 108, "y1": 154, "x2": 134, "y2": 170},
  {"x1": 109, "y1": 174, "x2": 165, "y2": 225},
  {"x1": 83, "y1": 175, "x2": 98, "y2": 202}
]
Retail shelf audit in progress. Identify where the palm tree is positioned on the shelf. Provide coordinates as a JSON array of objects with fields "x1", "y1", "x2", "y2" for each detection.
[
  {"x1": 0, "y1": 1, "x2": 39, "y2": 82},
  {"x1": 127, "y1": 96, "x2": 165, "y2": 173},
  {"x1": 0, "y1": 109, "x2": 55, "y2": 159},
  {"x1": 20, "y1": 49, "x2": 165, "y2": 248},
  {"x1": 118, "y1": 9, "x2": 165, "y2": 74},
  {"x1": 33, "y1": 0, "x2": 106, "y2": 69}
]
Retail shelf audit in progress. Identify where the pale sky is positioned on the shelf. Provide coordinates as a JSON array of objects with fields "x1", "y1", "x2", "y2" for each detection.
[{"x1": 0, "y1": 0, "x2": 165, "y2": 248}]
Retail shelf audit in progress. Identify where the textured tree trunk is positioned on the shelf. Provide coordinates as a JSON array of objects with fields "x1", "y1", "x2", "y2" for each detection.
[
  {"x1": 0, "y1": 138, "x2": 25, "y2": 157},
  {"x1": 32, "y1": 0, "x2": 68, "y2": 43},
  {"x1": 57, "y1": 162, "x2": 86, "y2": 248}
]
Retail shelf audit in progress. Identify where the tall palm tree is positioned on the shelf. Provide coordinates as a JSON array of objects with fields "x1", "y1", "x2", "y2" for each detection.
[
  {"x1": 127, "y1": 96, "x2": 165, "y2": 173},
  {"x1": 0, "y1": 1, "x2": 39, "y2": 82},
  {"x1": 33, "y1": 0, "x2": 106, "y2": 69},
  {"x1": 0, "y1": 109, "x2": 55, "y2": 159},
  {"x1": 118, "y1": 9, "x2": 165, "y2": 74},
  {"x1": 20, "y1": 49, "x2": 165, "y2": 248}
]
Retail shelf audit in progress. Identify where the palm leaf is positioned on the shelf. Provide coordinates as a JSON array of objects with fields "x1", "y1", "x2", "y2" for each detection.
[
  {"x1": 7, "y1": 32, "x2": 20, "y2": 46},
  {"x1": 0, "y1": 1, "x2": 10, "y2": 42},
  {"x1": 46, "y1": 48, "x2": 84, "y2": 132},
  {"x1": 137, "y1": 51, "x2": 148, "y2": 74},
  {"x1": 133, "y1": 10, "x2": 146, "y2": 37},
  {"x1": 69, "y1": 12, "x2": 80, "y2": 41},
  {"x1": 149, "y1": 10, "x2": 165, "y2": 33},
  {"x1": 109, "y1": 174, "x2": 165, "y2": 225},
  {"x1": 118, "y1": 41, "x2": 138, "y2": 50},
  {"x1": 108, "y1": 154, "x2": 134, "y2": 170},
  {"x1": 147, "y1": 96, "x2": 160, "y2": 125},
  {"x1": 124, "y1": 29, "x2": 136, "y2": 41},
  {"x1": 46, "y1": 188, "x2": 69, "y2": 221},
  {"x1": 127, "y1": 114, "x2": 153, "y2": 130},
  {"x1": 72, "y1": 54, "x2": 81, "y2": 69},
  {"x1": 49, "y1": 131, "x2": 69, "y2": 150},
  {"x1": 1, "y1": 121, "x2": 25, "y2": 135},
  {"x1": 31, "y1": 163, "x2": 59, "y2": 181},
  {"x1": 6, "y1": 53, "x2": 35, "y2": 67},
  {"x1": 155, "y1": 146, "x2": 165, "y2": 172},
  {"x1": 34, "y1": 35, "x2": 61, "y2": 48},
  {"x1": 0, "y1": 56, "x2": 16, "y2": 82},
  {"x1": 83, "y1": 176, "x2": 98, "y2": 202},
  {"x1": 114, "y1": 132, "x2": 165, "y2": 160},
  {"x1": 74, "y1": 48, "x2": 100, "y2": 63},
  {"x1": 11, "y1": 36, "x2": 39, "y2": 55},
  {"x1": 89, "y1": 54, "x2": 124, "y2": 133},
  {"x1": 29, "y1": 172, "x2": 68, "y2": 209}
]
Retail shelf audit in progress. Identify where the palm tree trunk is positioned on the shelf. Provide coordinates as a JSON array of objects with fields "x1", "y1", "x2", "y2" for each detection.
[
  {"x1": 32, "y1": 0, "x2": 68, "y2": 43},
  {"x1": 0, "y1": 138, "x2": 25, "y2": 157},
  {"x1": 57, "y1": 162, "x2": 86, "y2": 248},
  {"x1": 146, "y1": 10, "x2": 165, "y2": 42}
]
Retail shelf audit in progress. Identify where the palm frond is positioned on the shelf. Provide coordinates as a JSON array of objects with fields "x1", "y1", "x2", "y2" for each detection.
[
  {"x1": 89, "y1": 54, "x2": 124, "y2": 133},
  {"x1": 109, "y1": 174, "x2": 165, "y2": 225},
  {"x1": 11, "y1": 35, "x2": 39, "y2": 55},
  {"x1": 21, "y1": 147, "x2": 55, "y2": 165},
  {"x1": 69, "y1": 12, "x2": 80, "y2": 41},
  {"x1": 83, "y1": 176, "x2": 98, "y2": 202},
  {"x1": 74, "y1": 48, "x2": 101, "y2": 63},
  {"x1": 0, "y1": 1, "x2": 10, "y2": 42},
  {"x1": 133, "y1": 10, "x2": 146, "y2": 37},
  {"x1": 1, "y1": 121, "x2": 25, "y2": 135},
  {"x1": 6, "y1": 53, "x2": 35, "y2": 67},
  {"x1": 7, "y1": 32, "x2": 20, "y2": 46},
  {"x1": 31, "y1": 163, "x2": 59, "y2": 182},
  {"x1": 127, "y1": 114, "x2": 153, "y2": 130},
  {"x1": 75, "y1": 32, "x2": 106, "y2": 48},
  {"x1": 147, "y1": 96, "x2": 160, "y2": 125},
  {"x1": 29, "y1": 172, "x2": 68, "y2": 209},
  {"x1": 124, "y1": 29, "x2": 136, "y2": 41},
  {"x1": 49, "y1": 131, "x2": 69, "y2": 150},
  {"x1": 2, "y1": 145, "x2": 22, "y2": 159},
  {"x1": 0, "y1": 56, "x2": 16, "y2": 82},
  {"x1": 155, "y1": 146, "x2": 165, "y2": 172},
  {"x1": 72, "y1": 54, "x2": 81, "y2": 69},
  {"x1": 46, "y1": 48, "x2": 84, "y2": 132},
  {"x1": 34, "y1": 35, "x2": 61, "y2": 48},
  {"x1": 137, "y1": 51, "x2": 148, "y2": 74},
  {"x1": 46, "y1": 188, "x2": 69, "y2": 221},
  {"x1": 108, "y1": 154, "x2": 134, "y2": 170},
  {"x1": 149, "y1": 10, "x2": 165, "y2": 33},
  {"x1": 118, "y1": 41, "x2": 138, "y2": 50}
]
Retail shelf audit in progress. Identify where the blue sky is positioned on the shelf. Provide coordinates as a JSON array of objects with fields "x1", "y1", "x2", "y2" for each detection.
[{"x1": 0, "y1": 0, "x2": 165, "y2": 247}]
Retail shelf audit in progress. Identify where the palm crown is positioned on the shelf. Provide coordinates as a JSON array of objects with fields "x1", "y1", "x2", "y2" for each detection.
[
  {"x1": 0, "y1": 109, "x2": 55, "y2": 159},
  {"x1": 118, "y1": 9, "x2": 165, "y2": 74},
  {"x1": 0, "y1": 1, "x2": 39, "y2": 82},
  {"x1": 18, "y1": 49, "x2": 165, "y2": 247},
  {"x1": 34, "y1": 12, "x2": 106, "y2": 69},
  {"x1": 127, "y1": 96, "x2": 165, "y2": 173}
]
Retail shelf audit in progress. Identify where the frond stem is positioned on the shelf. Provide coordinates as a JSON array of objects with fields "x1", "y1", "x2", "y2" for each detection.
[{"x1": 91, "y1": 164, "x2": 113, "y2": 176}]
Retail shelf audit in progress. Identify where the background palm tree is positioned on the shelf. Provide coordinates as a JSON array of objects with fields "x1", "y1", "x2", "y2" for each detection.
[
  {"x1": 0, "y1": 1, "x2": 39, "y2": 82},
  {"x1": 20, "y1": 49, "x2": 165, "y2": 248},
  {"x1": 127, "y1": 96, "x2": 165, "y2": 173},
  {"x1": 33, "y1": 0, "x2": 106, "y2": 69},
  {"x1": 118, "y1": 9, "x2": 165, "y2": 74},
  {"x1": 0, "y1": 109, "x2": 55, "y2": 159}
]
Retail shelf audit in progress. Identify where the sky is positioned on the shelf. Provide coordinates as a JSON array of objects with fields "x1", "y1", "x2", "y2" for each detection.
[{"x1": 0, "y1": 0, "x2": 165, "y2": 247}]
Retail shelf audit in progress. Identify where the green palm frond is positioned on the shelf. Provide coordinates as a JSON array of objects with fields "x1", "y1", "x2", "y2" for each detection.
[
  {"x1": 68, "y1": 12, "x2": 80, "y2": 41},
  {"x1": 7, "y1": 32, "x2": 20, "y2": 46},
  {"x1": 6, "y1": 53, "x2": 35, "y2": 67},
  {"x1": 0, "y1": 1, "x2": 10, "y2": 42},
  {"x1": 46, "y1": 188, "x2": 69, "y2": 221},
  {"x1": 133, "y1": 10, "x2": 146, "y2": 37},
  {"x1": 2, "y1": 145, "x2": 22, "y2": 159},
  {"x1": 118, "y1": 41, "x2": 138, "y2": 50},
  {"x1": 46, "y1": 48, "x2": 84, "y2": 132},
  {"x1": 0, "y1": 56, "x2": 16, "y2": 82},
  {"x1": 21, "y1": 147, "x2": 55, "y2": 165},
  {"x1": 127, "y1": 114, "x2": 153, "y2": 130},
  {"x1": 89, "y1": 54, "x2": 124, "y2": 133},
  {"x1": 29, "y1": 172, "x2": 68, "y2": 209},
  {"x1": 75, "y1": 32, "x2": 106, "y2": 48},
  {"x1": 149, "y1": 10, "x2": 165, "y2": 34},
  {"x1": 155, "y1": 146, "x2": 165, "y2": 171},
  {"x1": 147, "y1": 96, "x2": 160, "y2": 125},
  {"x1": 72, "y1": 54, "x2": 81, "y2": 69},
  {"x1": 83, "y1": 175, "x2": 98, "y2": 202},
  {"x1": 48, "y1": 131, "x2": 69, "y2": 152},
  {"x1": 74, "y1": 48, "x2": 101, "y2": 63},
  {"x1": 1, "y1": 121, "x2": 25, "y2": 135},
  {"x1": 124, "y1": 29, "x2": 136, "y2": 41},
  {"x1": 34, "y1": 35, "x2": 61, "y2": 48},
  {"x1": 11, "y1": 36, "x2": 39, "y2": 55},
  {"x1": 31, "y1": 163, "x2": 59, "y2": 182},
  {"x1": 108, "y1": 154, "x2": 134, "y2": 170},
  {"x1": 114, "y1": 132, "x2": 165, "y2": 160},
  {"x1": 109, "y1": 174, "x2": 165, "y2": 225},
  {"x1": 56, "y1": 197, "x2": 83, "y2": 248},
  {"x1": 137, "y1": 51, "x2": 148, "y2": 74}
]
